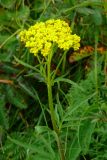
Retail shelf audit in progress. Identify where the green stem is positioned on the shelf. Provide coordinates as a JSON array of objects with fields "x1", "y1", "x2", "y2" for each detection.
[
  {"x1": 56, "y1": 134, "x2": 65, "y2": 160},
  {"x1": 0, "y1": 29, "x2": 21, "y2": 49},
  {"x1": 52, "y1": 50, "x2": 67, "y2": 81},
  {"x1": 36, "y1": 55, "x2": 46, "y2": 81},
  {"x1": 47, "y1": 53, "x2": 65, "y2": 160},
  {"x1": 63, "y1": 1, "x2": 101, "y2": 13},
  {"x1": 47, "y1": 53, "x2": 59, "y2": 133},
  {"x1": 62, "y1": 51, "x2": 66, "y2": 74}
]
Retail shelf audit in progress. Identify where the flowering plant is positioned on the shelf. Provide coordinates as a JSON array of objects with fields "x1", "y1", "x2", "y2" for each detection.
[
  {"x1": 19, "y1": 19, "x2": 80, "y2": 57},
  {"x1": 19, "y1": 19, "x2": 80, "y2": 160}
]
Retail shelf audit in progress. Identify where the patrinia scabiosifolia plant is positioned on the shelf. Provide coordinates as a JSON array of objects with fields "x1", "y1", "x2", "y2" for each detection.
[
  {"x1": 19, "y1": 19, "x2": 80, "y2": 56},
  {"x1": 19, "y1": 19, "x2": 80, "y2": 160}
]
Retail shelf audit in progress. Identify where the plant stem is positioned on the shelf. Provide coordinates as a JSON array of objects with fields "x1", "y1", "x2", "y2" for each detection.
[
  {"x1": 56, "y1": 134, "x2": 65, "y2": 160},
  {"x1": 47, "y1": 53, "x2": 58, "y2": 133},
  {"x1": 62, "y1": 51, "x2": 67, "y2": 74},
  {"x1": 47, "y1": 53, "x2": 65, "y2": 160},
  {"x1": 52, "y1": 50, "x2": 67, "y2": 81}
]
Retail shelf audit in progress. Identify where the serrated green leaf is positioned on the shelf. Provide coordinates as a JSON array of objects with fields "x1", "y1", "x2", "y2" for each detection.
[
  {"x1": 78, "y1": 120, "x2": 96, "y2": 154},
  {"x1": 68, "y1": 121, "x2": 96, "y2": 160},
  {"x1": 54, "y1": 77, "x2": 84, "y2": 91},
  {"x1": 68, "y1": 135, "x2": 81, "y2": 160},
  {"x1": 7, "y1": 135, "x2": 55, "y2": 159}
]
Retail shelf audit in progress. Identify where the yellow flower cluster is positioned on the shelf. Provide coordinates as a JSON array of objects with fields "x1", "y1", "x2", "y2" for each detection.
[{"x1": 19, "y1": 19, "x2": 80, "y2": 57}]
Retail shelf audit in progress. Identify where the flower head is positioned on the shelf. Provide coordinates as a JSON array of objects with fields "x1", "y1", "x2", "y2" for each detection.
[{"x1": 19, "y1": 19, "x2": 80, "y2": 57}]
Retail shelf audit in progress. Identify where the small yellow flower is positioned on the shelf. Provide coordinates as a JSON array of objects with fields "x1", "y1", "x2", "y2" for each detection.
[{"x1": 19, "y1": 19, "x2": 80, "y2": 57}]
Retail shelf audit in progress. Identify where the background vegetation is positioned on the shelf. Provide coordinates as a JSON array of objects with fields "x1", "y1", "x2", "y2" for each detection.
[{"x1": 0, "y1": 0, "x2": 107, "y2": 159}]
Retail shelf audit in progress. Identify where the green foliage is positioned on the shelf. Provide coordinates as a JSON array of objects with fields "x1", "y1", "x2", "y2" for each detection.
[
  {"x1": 1, "y1": 128, "x2": 59, "y2": 160},
  {"x1": 5, "y1": 85, "x2": 28, "y2": 109},
  {"x1": 0, "y1": 0, "x2": 107, "y2": 159},
  {"x1": 0, "y1": 0, "x2": 16, "y2": 9},
  {"x1": 64, "y1": 56, "x2": 107, "y2": 159},
  {"x1": 0, "y1": 95, "x2": 9, "y2": 130}
]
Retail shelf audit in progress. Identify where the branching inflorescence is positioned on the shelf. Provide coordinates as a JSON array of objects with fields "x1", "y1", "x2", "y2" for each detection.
[{"x1": 19, "y1": 19, "x2": 80, "y2": 57}]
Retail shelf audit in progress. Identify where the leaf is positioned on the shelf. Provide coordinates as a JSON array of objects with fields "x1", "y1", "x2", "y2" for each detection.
[
  {"x1": 35, "y1": 126, "x2": 52, "y2": 134},
  {"x1": 0, "y1": 95, "x2": 9, "y2": 129},
  {"x1": 0, "y1": 63, "x2": 19, "y2": 73},
  {"x1": 5, "y1": 86, "x2": 27, "y2": 109},
  {"x1": 0, "y1": 9, "x2": 10, "y2": 24},
  {"x1": 14, "y1": 56, "x2": 39, "y2": 73},
  {"x1": 76, "y1": 7, "x2": 95, "y2": 16},
  {"x1": 7, "y1": 135, "x2": 51, "y2": 157},
  {"x1": 91, "y1": 9, "x2": 103, "y2": 25},
  {"x1": 68, "y1": 135, "x2": 81, "y2": 160},
  {"x1": 54, "y1": 77, "x2": 84, "y2": 91},
  {"x1": 78, "y1": 120, "x2": 96, "y2": 154},
  {"x1": 64, "y1": 92, "x2": 96, "y2": 120},
  {"x1": 62, "y1": 0, "x2": 102, "y2": 13},
  {"x1": 16, "y1": 5, "x2": 30, "y2": 21},
  {"x1": 68, "y1": 120, "x2": 96, "y2": 160},
  {"x1": 33, "y1": 0, "x2": 46, "y2": 13},
  {"x1": 0, "y1": 0, "x2": 16, "y2": 9},
  {"x1": 0, "y1": 53, "x2": 12, "y2": 62},
  {"x1": 0, "y1": 32, "x2": 18, "y2": 51},
  {"x1": 18, "y1": 81, "x2": 37, "y2": 100}
]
